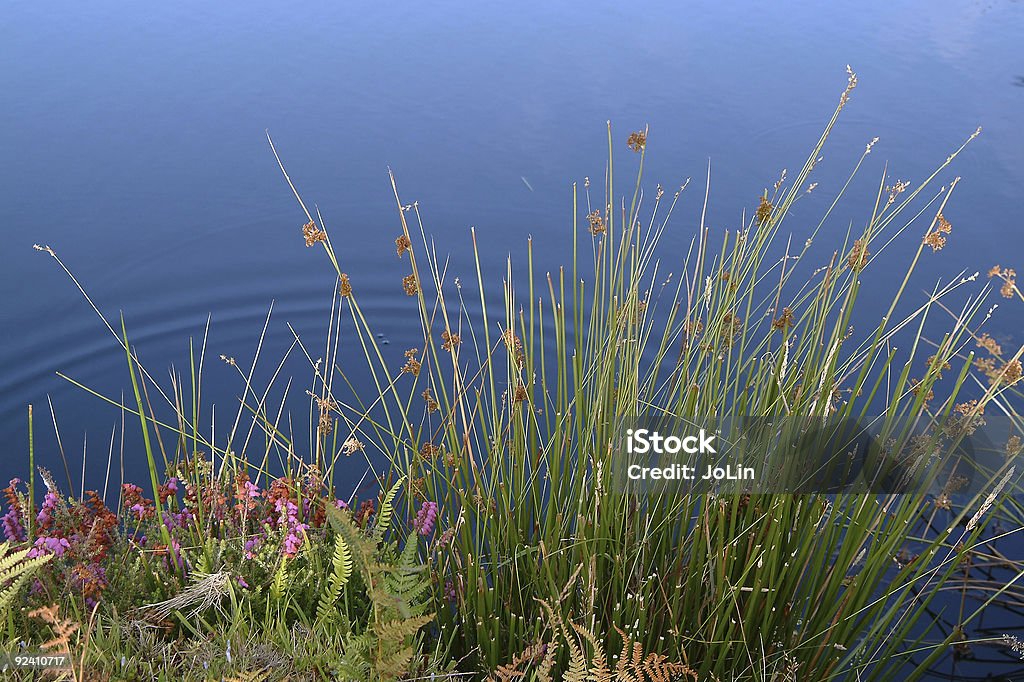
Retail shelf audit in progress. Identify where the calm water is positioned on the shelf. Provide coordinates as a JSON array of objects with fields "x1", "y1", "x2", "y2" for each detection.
[{"x1": 2, "y1": 1, "x2": 1023, "y2": 675}]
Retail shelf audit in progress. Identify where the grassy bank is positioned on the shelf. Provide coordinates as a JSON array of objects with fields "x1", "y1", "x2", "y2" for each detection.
[{"x1": 3, "y1": 71, "x2": 1024, "y2": 681}]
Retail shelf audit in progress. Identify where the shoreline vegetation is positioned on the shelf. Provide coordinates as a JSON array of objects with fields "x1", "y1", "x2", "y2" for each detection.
[{"x1": 4, "y1": 70, "x2": 1024, "y2": 680}]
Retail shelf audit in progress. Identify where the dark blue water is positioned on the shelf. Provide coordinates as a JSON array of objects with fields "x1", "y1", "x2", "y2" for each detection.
[{"x1": 3, "y1": 1, "x2": 1024, "y2": 676}]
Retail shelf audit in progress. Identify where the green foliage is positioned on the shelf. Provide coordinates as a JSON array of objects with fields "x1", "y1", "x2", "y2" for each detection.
[
  {"x1": 315, "y1": 531, "x2": 354, "y2": 628},
  {"x1": 0, "y1": 542, "x2": 51, "y2": 615},
  {"x1": 329, "y1": 505, "x2": 435, "y2": 681}
]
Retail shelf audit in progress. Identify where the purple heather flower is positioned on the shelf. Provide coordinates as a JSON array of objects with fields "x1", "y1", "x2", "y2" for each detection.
[
  {"x1": 36, "y1": 491, "x2": 59, "y2": 528},
  {"x1": 2, "y1": 507, "x2": 25, "y2": 542},
  {"x1": 413, "y1": 500, "x2": 439, "y2": 536},
  {"x1": 243, "y1": 480, "x2": 260, "y2": 498},
  {"x1": 130, "y1": 503, "x2": 147, "y2": 521},
  {"x1": 236, "y1": 576, "x2": 249, "y2": 589},
  {"x1": 243, "y1": 536, "x2": 262, "y2": 559},
  {"x1": 165, "y1": 477, "x2": 178, "y2": 494},
  {"x1": 283, "y1": 531, "x2": 303, "y2": 557},
  {"x1": 335, "y1": 499, "x2": 348, "y2": 509},
  {"x1": 27, "y1": 536, "x2": 70, "y2": 559}
]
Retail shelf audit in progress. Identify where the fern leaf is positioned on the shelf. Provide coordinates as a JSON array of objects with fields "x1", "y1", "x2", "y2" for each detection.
[
  {"x1": 0, "y1": 542, "x2": 52, "y2": 614},
  {"x1": 315, "y1": 532, "x2": 353, "y2": 625},
  {"x1": 269, "y1": 556, "x2": 289, "y2": 602},
  {"x1": 373, "y1": 475, "x2": 406, "y2": 545}
]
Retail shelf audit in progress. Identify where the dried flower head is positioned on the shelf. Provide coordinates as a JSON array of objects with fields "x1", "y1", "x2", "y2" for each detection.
[
  {"x1": 996, "y1": 359, "x2": 1023, "y2": 386},
  {"x1": 441, "y1": 330, "x2": 460, "y2": 352},
  {"x1": 885, "y1": 180, "x2": 910, "y2": 207},
  {"x1": 422, "y1": 388, "x2": 439, "y2": 413},
  {"x1": 339, "y1": 273, "x2": 352, "y2": 297},
  {"x1": 402, "y1": 274, "x2": 418, "y2": 296},
  {"x1": 988, "y1": 265, "x2": 1018, "y2": 299},
  {"x1": 924, "y1": 231, "x2": 946, "y2": 252},
  {"x1": 1007, "y1": 435, "x2": 1023, "y2": 458},
  {"x1": 720, "y1": 312, "x2": 743, "y2": 347},
  {"x1": 926, "y1": 354, "x2": 952, "y2": 379},
  {"x1": 755, "y1": 195, "x2": 773, "y2": 226},
  {"x1": 395, "y1": 234, "x2": 412, "y2": 258},
  {"x1": 512, "y1": 382, "x2": 529, "y2": 404},
  {"x1": 977, "y1": 333, "x2": 1003, "y2": 356},
  {"x1": 626, "y1": 130, "x2": 647, "y2": 152},
  {"x1": 587, "y1": 210, "x2": 606, "y2": 236},
  {"x1": 909, "y1": 378, "x2": 934, "y2": 403},
  {"x1": 847, "y1": 239, "x2": 870, "y2": 272},
  {"x1": 772, "y1": 307, "x2": 794, "y2": 331},
  {"x1": 419, "y1": 442, "x2": 439, "y2": 460},
  {"x1": 341, "y1": 437, "x2": 364, "y2": 456},
  {"x1": 302, "y1": 221, "x2": 327, "y2": 247},
  {"x1": 503, "y1": 329, "x2": 525, "y2": 367},
  {"x1": 401, "y1": 348, "x2": 421, "y2": 375}
]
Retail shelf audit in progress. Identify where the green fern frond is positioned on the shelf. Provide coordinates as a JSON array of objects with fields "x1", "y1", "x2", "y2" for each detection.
[
  {"x1": 0, "y1": 541, "x2": 52, "y2": 614},
  {"x1": 315, "y1": 532, "x2": 353, "y2": 625},
  {"x1": 372, "y1": 475, "x2": 406, "y2": 545},
  {"x1": 269, "y1": 556, "x2": 289, "y2": 602}
]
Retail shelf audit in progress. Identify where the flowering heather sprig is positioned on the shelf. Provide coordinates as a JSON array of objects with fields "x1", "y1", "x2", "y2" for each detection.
[
  {"x1": 2, "y1": 507, "x2": 25, "y2": 543},
  {"x1": 243, "y1": 535, "x2": 262, "y2": 560},
  {"x1": 69, "y1": 562, "x2": 107, "y2": 607},
  {"x1": 275, "y1": 497, "x2": 309, "y2": 558},
  {"x1": 36, "y1": 490, "x2": 60, "y2": 532},
  {"x1": 233, "y1": 473, "x2": 262, "y2": 517},
  {"x1": 2, "y1": 478, "x2": 25, "y2": 542},
  {"x1": 157, "y1": 477, "x2": 178, "y2": 504},
  {"x1": 413, "y1": 500, "x2": 439, "y2": 536},
  {"x1": 27, "y1": 536, "x2": 70, "y2": 559},
  {"x1": 443, "y1": 580, "x2": 457, "y2": 602},
  {"x1": 79, "y1": 491, "x2": 118, "y2": 562},
  {"x1": 155, "y1": 538, "x2": 188, "y2": 574},
  {"x1": 122, "y1": 483, "x2": 155, "y2": 522}
]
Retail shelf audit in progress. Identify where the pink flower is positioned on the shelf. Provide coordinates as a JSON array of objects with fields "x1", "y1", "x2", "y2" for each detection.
[
  {"x1": 27, "y1": 536, "x2": 70, "y2": 559},
  {"x1": 2, "y1": 508, "x2": 25, "y2": 542},
  {"x1": 413, "y1": 501, "x2": 439, "y2": 536}
]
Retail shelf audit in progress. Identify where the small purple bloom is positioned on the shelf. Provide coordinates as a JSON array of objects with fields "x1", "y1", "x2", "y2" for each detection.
[
  {"x1": 2, "y1": 508, "x2": 25, "y2": 542},
  {"x1": 27, "y1": 536, "x2": 70, "y2": 559},
  {"x1": 36, "y1": 491, "x2": 59, "y2": 528},
  {"x1": 413, "y1": 500, "x2": 439, "y2": 536}
]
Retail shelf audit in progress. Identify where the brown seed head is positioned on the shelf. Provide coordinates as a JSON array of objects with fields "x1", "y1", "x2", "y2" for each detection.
[
  {"x1": 401, "y1": 348, "x2": 421, "y2": 376},
  {"x1": 339, "y1": 273, "x2": 352, "y2": 297},
  {"x1": 977, "y1": 333, "x2": 1002, "y2": 356},
  {"x1": 402, "y1": 274, "x2": 418, "y2": 296},
  {"x1": 441, "y1": 330, "x2": 460, "y2": 352},
  {"x1": 302, "y1": 221, "x2": 327, "y2": 247},
  {"x1": 626, "y1": 130, "x2": 647, "y2": 152},
  {"x1": 755, "y1": 195, "x2": 773, "y2": 226},
  {"x1": 422, "y1": 388, "x2": 439, "y2": 413},
  {"x1": 772, "y1": 307, "x2": 794, "y2": 331},
  {"x1": 847, "y1": 239, "x2": 870, "y2": 272},
  {"x1": 396, "y1": 234, "x2": 412, "y2": 258}
]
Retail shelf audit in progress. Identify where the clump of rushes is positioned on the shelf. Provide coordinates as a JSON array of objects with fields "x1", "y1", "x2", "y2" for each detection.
[
  {"x1": 17, "y1": 72, "x2": 1022, "y2": 679},
  {"x1": 262, "y1": 69, "x2": 1020, "y2": 679}
]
